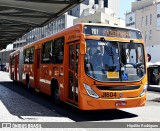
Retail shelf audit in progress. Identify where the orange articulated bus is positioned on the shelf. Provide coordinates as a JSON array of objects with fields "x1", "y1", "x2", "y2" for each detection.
[{"x1": 9, "y1": 23, "x2": 147, "y2": 110}]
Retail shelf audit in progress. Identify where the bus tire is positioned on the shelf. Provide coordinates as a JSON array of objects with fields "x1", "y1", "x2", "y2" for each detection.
[
  {"x1": 51, "y1": 80, "x2": 60, "y2": 105},
  {"x1": 12, "y1": 72, "x2": 14, "y2": 81},
  {"x1": 26, "y1": 75, "x2": 30, "y2": 91}
]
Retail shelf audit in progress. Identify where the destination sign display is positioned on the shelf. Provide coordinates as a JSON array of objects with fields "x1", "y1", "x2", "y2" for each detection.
[{"x1": 84, "y1": 25, "x2": 142, "y2": 39}]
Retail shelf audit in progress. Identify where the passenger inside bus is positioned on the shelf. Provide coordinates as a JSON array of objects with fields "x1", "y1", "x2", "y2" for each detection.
[{"x1": 91, "y1": 46, "x2": 103, "y2": 71}]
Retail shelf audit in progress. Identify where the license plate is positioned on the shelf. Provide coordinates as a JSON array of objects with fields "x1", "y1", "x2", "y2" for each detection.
[{"x1": 115, "y1": 101, "x2": 126, "y2": 106}]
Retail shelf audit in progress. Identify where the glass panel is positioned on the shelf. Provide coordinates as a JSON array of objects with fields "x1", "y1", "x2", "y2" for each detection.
[
  {"x1": 68, "y1": 71, "x2": 74, "y2": 100},
  {"x1": 29, "y1": 47, "x2": 34, "y2": 63},
  {"x1": 76, "y1": 44, "x2": 79, "y2": 73},
  {"x1": 148, "y1": 67, "x2": 160, "y2": 85},
  {"x1": 24, "y1": 49, "x2": 30, "y2": 63},
  {"x1": 69, "y1": 45, "x2": 74, "y2": 70},
  {"x1": 75, "y1": 76, "x2": 78, "y2": 102},
  {"x1": 85, "y1": 40, "x2": 120, "y2": 81},
  {"x1": 119, "y1": 42, "x2": 145, "y2": 81},
  {"x1": 42, "y1": 41, "x2": 52, "y2": 63},
  {"x1": 84, "y1": 40, "x2": 146, "y2": 82},
  {"x1": 53, "y1": 38, "x2": 64, "y2": 64}
]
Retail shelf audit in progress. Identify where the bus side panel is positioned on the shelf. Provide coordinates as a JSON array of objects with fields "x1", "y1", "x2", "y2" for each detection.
[
  {"x1": 22, "y1": 64, "x2": 25, "y2": 84},
  {"x1": 22, "y1": 64, "x2": 31, "y2": 85},
  {"x1": 39, "y1": 64, "x2": 52, "y2": 95},
  {"x1": 29, "y1": 64, "x2": 35, "y2": 88}
]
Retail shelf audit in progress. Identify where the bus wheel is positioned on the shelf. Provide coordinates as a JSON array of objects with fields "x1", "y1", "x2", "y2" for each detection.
[
  {"x1": 26, "y1": 77, "x2": 30, "y2": 90},
  {"x1": 12, "y1": 72, "x2": 14, "y2": 81},
  {"x1": 52, "y1": 87, "x2": 60, "y2": 105}
]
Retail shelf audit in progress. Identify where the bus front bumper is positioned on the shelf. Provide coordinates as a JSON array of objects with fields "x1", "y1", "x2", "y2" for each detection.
[{"x1": 79, "y1": 93, "x2": 146, "y2": 110}]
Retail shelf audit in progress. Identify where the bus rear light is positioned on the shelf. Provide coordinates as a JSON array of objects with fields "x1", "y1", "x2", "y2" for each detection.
[
  {"x1": 139, "y1": 84, "x2": 148, "y2": 97},
  {"x1": 83, "y1": 83, "x2": 99, "y2": 99}
]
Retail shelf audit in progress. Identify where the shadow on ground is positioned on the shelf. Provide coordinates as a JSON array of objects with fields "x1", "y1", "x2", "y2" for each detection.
[{"x1": 0, "y1": 81, "x2": 138, "y2": 122}]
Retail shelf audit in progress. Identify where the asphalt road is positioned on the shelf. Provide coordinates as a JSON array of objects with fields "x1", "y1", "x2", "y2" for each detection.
[{"x1": 0, "y1": 71, "x2": 160, "y2": 130}]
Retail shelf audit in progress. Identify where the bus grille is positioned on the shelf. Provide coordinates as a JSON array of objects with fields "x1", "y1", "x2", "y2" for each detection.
[{"x1": 96, "y1": 85, "x2": 141, "y2": 91}]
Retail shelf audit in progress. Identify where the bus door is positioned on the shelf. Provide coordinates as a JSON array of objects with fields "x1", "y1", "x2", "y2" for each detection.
[
  {"x1": 34, "y1": 49, "x2": 41, "y2": 89},
  {"x1": 67, "y1": 42, "x2": 79, "y2": 105}
]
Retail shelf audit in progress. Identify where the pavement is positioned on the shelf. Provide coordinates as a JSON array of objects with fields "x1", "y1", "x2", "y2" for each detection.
[{"x1": 0, "y1": 71, "x2": 11, "y2": 82}]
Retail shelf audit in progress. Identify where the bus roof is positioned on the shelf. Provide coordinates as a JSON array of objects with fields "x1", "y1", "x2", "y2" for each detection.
[{"x1": 79, "y1": 23, "x2": 141, "y2": 32}]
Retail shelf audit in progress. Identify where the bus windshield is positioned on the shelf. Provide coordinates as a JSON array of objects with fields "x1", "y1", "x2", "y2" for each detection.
[{"x1": 84, "y1": 39, "x2": 146, "y2": 82}]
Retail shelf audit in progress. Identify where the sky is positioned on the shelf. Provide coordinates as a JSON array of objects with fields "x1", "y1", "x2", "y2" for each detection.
[{"x1": 120, "y1": 0, "x2": 135, "y2": 19}]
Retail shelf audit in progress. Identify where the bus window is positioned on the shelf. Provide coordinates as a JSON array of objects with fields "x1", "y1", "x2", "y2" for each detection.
[
  {"x1": 24, "y1": 47, "x2": 34, "y2": 64},
  {"x1": 24, "y1": 49, "x2": 30, "y2": 63},
  {"x1": 119, "y1": 43, "x2": 145, "y2": 81},
  {"x1": 42, "y1": 41, "x2": 53, "y2": 63},
  {"x1": 76, "y1": 44, "x2": 79, "y2": 73},
  {"x1": 85, "y1": 40, "x2": 120, "y2": 81},
  {"x1": 53, "y1": 37, "x2": 64, "y2": 64},
  {"x1": 30, "y1": 47, "x2": 34, "y2": 63},
  {"x1": 69, "y1": 45, "x2": 74, "y2": 70},
  {"x1": 84, "y1": 40, "x2": 145, "y2": 82}
]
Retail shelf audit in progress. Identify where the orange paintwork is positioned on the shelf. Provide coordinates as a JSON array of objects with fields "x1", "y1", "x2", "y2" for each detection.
[
  {"x1": 9, "y1": 23, "x2": 147, "y2": 110},
  {"x1": 79, "y1": 93, "x2": 146, "y2": 110}
]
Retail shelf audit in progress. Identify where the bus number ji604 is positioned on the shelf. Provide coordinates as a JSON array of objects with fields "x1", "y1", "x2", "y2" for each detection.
[{"x1": 102, "y1": 92, "x2": 117, "y2": 98}]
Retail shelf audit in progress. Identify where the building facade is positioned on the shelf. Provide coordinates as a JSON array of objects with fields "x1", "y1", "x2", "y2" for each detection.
[
  {"x1": 13, "y1": 14, "x2": 77, "y2": 49},
  {"x1": 73, "y1": 0, "x2": 124, "y2": 26},
  {"x1": 126, "y1": 0, "x2": 160, "y2": 63},
  {"x1": 12, "y1": 0, "x2": 122, "y2": 50},
  {"x1": 70, "y1": 0, "x2": 120, "y2": 18},
  {"x1": 74, "y1": 11, "x2": 125, "y2": 26}
]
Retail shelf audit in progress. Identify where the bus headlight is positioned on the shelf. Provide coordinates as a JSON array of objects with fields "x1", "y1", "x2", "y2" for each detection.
[
  {"x1": 139, "y1": 84, "x2": 148, "y2": 97},
  {"x1": 83, "y1": 83, "x2": 99, "y2": 99}
]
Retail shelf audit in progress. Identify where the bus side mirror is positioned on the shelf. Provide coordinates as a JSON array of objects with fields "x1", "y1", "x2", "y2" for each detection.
[{"x1": 80, "y1": 41, "x2": 86, "y2": 54}]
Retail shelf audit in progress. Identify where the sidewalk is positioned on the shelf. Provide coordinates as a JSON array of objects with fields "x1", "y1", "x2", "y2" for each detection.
[{"x1": 0, "y1": 71, "x2": 12, "y2": 82}]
